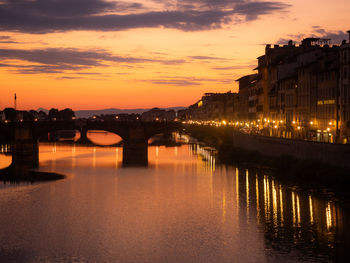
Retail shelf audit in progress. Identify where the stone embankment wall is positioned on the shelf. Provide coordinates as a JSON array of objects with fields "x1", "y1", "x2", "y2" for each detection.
[{"x1": 232, "y1": 132, "x2": 350, "y2": 169}]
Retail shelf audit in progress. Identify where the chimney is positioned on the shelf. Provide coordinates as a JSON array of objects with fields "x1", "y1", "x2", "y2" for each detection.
[{"x1": 348, "y1": 30, "x2": 350, "y2": 43}]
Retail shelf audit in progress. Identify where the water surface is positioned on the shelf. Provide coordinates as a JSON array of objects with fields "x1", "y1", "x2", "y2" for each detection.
[{"x1": 0, "y1": 141, "x2": 348, "y2": 262}]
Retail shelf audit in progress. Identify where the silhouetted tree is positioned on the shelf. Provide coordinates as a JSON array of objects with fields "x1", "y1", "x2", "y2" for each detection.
[
  {"x1": 3, "y1": 108, "x2": 16, "y2": 122},
  {"x1": 38, "y1": 110, "x2": 47, "y2": 121},
  {"x1": 48, "y1": 108, "x2": 59, "y2": 120},
  {"x1": 59, "y1": 108, "x2": 75, "y2": 121}
]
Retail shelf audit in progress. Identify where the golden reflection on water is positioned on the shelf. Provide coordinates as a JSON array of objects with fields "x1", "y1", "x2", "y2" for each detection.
[
  {"x1": 309, "y1": 195, "x2": 314, "y2": 225},
  {"x1": 296, "y1": 194, "x2": 301, "y2": 226},
  {"x1": 0, "y1": 144, "x2": 11, "y2": 169},
  {"x1": 272, "y1": 180, "x2": 278, "y2": 227},
  {"x1": 246, "y1": 169, "x2": 249, "y2": 218},
  {"x1": 326, "y1": 202, "x2": 332, "y2": 230},
  {"x1": 292, "y1": 191, "x2": 296, "y2": 226},
  {"x1": 87, "y1": 130, "x2": 122, "y2": 145},
  {"x1": 256, "y1": 174, "x2": 260, "y2": 223},
  {"x1": 279, "y1": 187, "x2": 284, "y2": 227},
  {"x1": 0, "y1": 140, "x2": 346, "y2": 261},
  {"x1": 235, "y1": 168, "x2": 239, "y2": 209}
]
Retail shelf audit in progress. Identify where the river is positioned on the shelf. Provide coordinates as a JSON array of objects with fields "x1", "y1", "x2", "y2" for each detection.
[{"x1": 0, "y1": 133, "x2": 348, "y2": 262}]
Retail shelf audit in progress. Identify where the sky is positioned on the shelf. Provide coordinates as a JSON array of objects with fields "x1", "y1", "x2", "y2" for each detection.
[{"x1": 0, "y1": 0, "x2": 349, "y2": 110}]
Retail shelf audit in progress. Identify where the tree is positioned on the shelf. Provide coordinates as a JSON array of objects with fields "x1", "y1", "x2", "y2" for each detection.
[
  {"x1": 48, "y1": 108, "x2": 59, "y2": 120},
  {"x1": 59, "y1": 108, "x2": 75, "y2": 121}
]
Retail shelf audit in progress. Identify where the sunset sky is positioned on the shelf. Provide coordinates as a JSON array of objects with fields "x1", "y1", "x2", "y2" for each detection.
[{"x1": 0, "y1": 0, "x2": 349, "y2": 110}]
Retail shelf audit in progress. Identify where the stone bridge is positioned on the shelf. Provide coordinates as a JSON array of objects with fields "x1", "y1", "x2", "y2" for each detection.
[{"x1": 0, "y1": 120, "x2": 182, "y2": 167}]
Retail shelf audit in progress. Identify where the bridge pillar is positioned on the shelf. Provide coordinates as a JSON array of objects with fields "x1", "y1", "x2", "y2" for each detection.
[
  {"x1": 122, "y1": 139, "x2": 148, "y2": 166},
  {"x1": 122, "y1": 126, "x2": 148, "y2": 166},
  {"x1": 77, "y1": 126, "x2": 89, "y2": 144},
  {"x1": 12, "y1": 127, "x2": 39, "y2": 168}
]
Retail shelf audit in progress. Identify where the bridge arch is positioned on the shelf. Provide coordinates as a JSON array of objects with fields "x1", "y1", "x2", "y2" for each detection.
[{"x1": 2, "y1": 121, "x2": 182, "y2": 167}]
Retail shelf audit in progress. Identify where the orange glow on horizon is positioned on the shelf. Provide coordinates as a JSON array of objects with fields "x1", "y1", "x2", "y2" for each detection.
[{"x1": 0, "y1": 0, "x2": 349, "y2": 110}]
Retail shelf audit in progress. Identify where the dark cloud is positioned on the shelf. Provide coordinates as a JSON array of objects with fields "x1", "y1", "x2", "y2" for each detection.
[
  {"x1": 0, "y1": 62, "x2": 90, "y2": 74},
  {"x1": 0, "y1": 36, "x2": 11, "y2": 40},
  {"x1": 234, "y1": 1, "x2": 289, "y2": 20},
  {"x1": 0, "y1": 0, "x2": 290, "y2": 33},
  {"x1": 189, "y1": 55, "x2": 228, "y2": 61},
  {"x1": 151, "y1": 79, "x2": 201, "y2": 86},
  {"x1": 0, "y1": 47, "x2": 185, "y2": 74},
  {"x1": 312, "y1": 28, "x2": 348, "y2": 44},
  {"x1": 0, "y1": 35, "x2": 20, "y2": 43},
  {"x1": 276, "y1": 29, "x2": 349, "y2": 45},
  {"x1": 212, "y1": 64, "x2": 255, "y2": 70},
  {"x1": 144, "y1": 76, "x2": 233, "y2": 86}
]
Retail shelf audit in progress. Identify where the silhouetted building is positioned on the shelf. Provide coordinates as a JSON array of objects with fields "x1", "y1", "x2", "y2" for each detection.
[
  {"x1": 180, "y1": 92, "x2": 238, "y2": 121},
  {"x1": 141, "y1": 108, "x2": 176, "y2": 121},
  {"x1": 339, "y1": 30, "x2": 350, "y2": 142},
  {"x1": 236, "y1": 74, "x2": 258, "y2": 121}
]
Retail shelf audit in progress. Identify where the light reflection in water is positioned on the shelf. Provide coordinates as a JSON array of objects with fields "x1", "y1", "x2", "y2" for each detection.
[
  {"x1": 235, "y1": 168, "x2": 239, "y2": 209},
  {"x1": 115, "y1": 148, "x2": 119, "y2": 168},
  {"x1": 0, "y1": 141, "x2": 347, "y2": 262},
  {"x1": 326, "y1": 202, "x2": 332, "y2": 230},
  {"x1": 292, "y1": 191, "x2": 296, "y2": 226},
  {"x1": 272, "y1": 180, "x2": 277, "y2": 228},
  {"x1": 309, "y1": 195, "x2": 314, "y2": 225},
  {"x1": 279, "y1": 187, "x2": 284, "y2": 227},
  {"x1": 72, "y1": 144, "x2": 76, "y2": 168},
  {"x1": 296, "y1": 194, "x2": 301, "y2": 226},
  {"x1": 246, "y1": 169, "x2": 249, "y2": 217},
  {"x1": 93, "y1": 146, "x2": 96, "y2": 168},
  {"x1": 256, "y1": 174, "x2": 260, "y2": 223}
]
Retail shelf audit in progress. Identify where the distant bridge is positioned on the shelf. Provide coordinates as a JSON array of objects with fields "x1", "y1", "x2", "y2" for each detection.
[{"x1": 0, "y1": 120, "x2": 182, "y2": 168}]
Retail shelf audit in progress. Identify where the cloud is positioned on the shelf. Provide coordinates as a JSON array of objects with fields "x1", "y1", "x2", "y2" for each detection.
[
  {"x1": 143, "y1": 76, "x2": 234, "y2": 86},
  {"x1": 151, "y1": 79, "x2": 201, "y2": 86},
  {"x1": 0, "y1": 0, "x2": 290, "y2": 33},
  {"x1": 276, "y1": 28, "x2": 349, "y2": 45},
  {"x1": 233, "y1": 1, "x2": 289, "y2": 21},
  {"x1": 0, "y1": 62, "x2": 90, "y2": 74},
  {"x1": 0, "y1": 35, "x2": 20, "y2": 43},
  {"x1": 212, "y1": 64, "x2": 255, "y2": 70},
  {"x1": 189, "y1": 55, "x2": 228, "y2": 61},
  {"x1": 312, "y1": 28, "x2": 348, "y2": 44},
  {"x1": 0, "y1": 47, "x2": 185, "y2": 74}
]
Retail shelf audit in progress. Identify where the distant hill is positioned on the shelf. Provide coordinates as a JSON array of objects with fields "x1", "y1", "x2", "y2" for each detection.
[{"x1": 37, "y1": 107, "x2": 186, "y2": 118}]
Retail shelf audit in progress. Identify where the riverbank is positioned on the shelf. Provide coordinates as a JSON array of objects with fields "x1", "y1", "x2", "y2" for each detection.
[
  {"x1": 218, "y1": 144, "x2": 350, "y2": 199},
  {"x1": 185, "y1": 127, "x2": 350, "y2": 200},
  {"x1": 0, "y1": 165, "x2": 65, "y2": 183}
]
